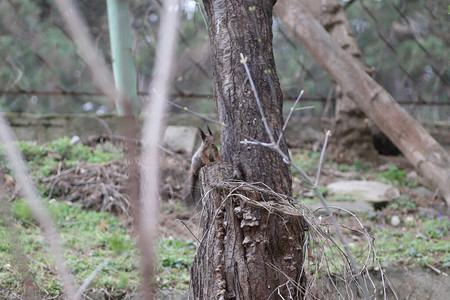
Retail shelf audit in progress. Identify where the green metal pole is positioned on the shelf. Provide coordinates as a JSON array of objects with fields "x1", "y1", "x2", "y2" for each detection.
[{"x1": 107, "y1": 0, "x2": 139, "y2": 115}]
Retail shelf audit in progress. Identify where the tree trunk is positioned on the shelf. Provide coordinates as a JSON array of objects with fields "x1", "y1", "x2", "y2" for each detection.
[
  {"x1": 300, "y1": 0, "x2": 378, "y2": 163},
  {"x1": 190, "y1": 163, "x2": 306, "y2": 299},
  {"x1": 190, "y1": 0, "x2": 307, "y2": 298},
  {"x1": 203, "y1": 0, "x2": 291, "y2": 195},
  {"x1": 274, "y1": 0, "x2": 450, "y2": 204}
]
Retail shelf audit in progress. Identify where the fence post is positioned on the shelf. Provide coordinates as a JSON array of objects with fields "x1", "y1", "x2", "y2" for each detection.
[{"x1": 107, "y1": 0, "x2": 139, "y2": 115}]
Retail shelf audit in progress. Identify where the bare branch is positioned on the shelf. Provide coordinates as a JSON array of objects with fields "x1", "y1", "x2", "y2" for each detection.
[
  {"x1": 51, "y1": 0, "x2": 124, "y2": 111},
  {"x1": 240, "y1": 53, "x2": 276, "y2": 145},
  {"x1": 138, "y1": 0, "x2": 180, "y2": 297},
  {"x1": 240, "y1": 53, "x2": 370, "y2": 299},
  {"x1": 278, "y1": 89, "x2": 304, "y2": 146},
  {"x1": 74, "y1": 261, "x2": 109, "y2": 299},
  {"x1": 0, "y1": 116, "x2": 76, "y2": 298},
  {"x1": 314, "y1": 130, "x2": 331, "y2": 187}
]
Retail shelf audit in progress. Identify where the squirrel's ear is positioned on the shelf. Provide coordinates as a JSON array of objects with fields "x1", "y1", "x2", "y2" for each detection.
[
  {"x1": 207, "y1": 124, "x2": 213, "y2": 135},
  {"x1": 199, "y1": 128, "x2": 206, "y2": 140}
]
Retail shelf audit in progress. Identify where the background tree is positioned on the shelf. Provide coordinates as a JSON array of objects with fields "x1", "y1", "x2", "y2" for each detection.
[
  {"x1": 190, "y1": 1, "x2": 306, "y2": 298},
  {"x1": 297, "y1": 0, "x2": 379, "y2": 163},
  {"x1": 274, "y1": 0, "x2": 450, "y2": 204},
  {"x1": 1, "y1": 0, "x2": 447, "y2": 121}
]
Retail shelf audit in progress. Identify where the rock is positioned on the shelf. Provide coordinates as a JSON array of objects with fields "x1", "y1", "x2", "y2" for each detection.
[
  {"x1": 391, "y1": 215, "x2": 401, "y2": 226},
  {"x1": 405, "y1": 216, "x2": 414, "y2": 224},
  {"x1": 326, "y1": 180, "x2": 399, "y2": 206},
  {"x1": 411, "y1": 186, "x2": 434, "y2": 198},
  {"x1": 163, "y1": 126, "x2": 198, "y2": 154},
  {"x1": 302, "y1": 191, "x2": 316, "y2": 198},
  {"x1": 308, "y1": 201, "x2": 373, "y2": 216},
  {"x1": 406, "y1": 171, "x2": 418, "y2": 179},
  {"x1": 70, "y1": 135, "x2": 80, "y2": 145}
]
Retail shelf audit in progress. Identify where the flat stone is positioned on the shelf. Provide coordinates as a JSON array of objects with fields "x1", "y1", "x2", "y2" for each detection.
[
  {"x1": 326, "y1": 180, "x2": 399, "y2": 204},
  {"x1": 308, "y1": 201, "x2": 373, "y2": 216},
  {"x1": 163, "y1": 126, "x2": 198, "y2": 154}
]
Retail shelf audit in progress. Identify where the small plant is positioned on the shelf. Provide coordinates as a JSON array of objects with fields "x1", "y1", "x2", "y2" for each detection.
[
  {"x1": 88, "y1": 143, "x2": 123, "y2": 163},
  {"x1": 107, "y1": 233, "x2": 132, "y2": 254},
  {"x1": 156, "y1": 238, "x2": 196, "y2": 290},
  {"x1": 337, "y1": 164, "x2": 350, "y2": 172},
  {"x1": 0, "y1": 202, "x2": 143, "y2": 297},
  {"x1": 354, "y1": 160, "x2": 371, "y2": 172},
  {"x1": 48, "y1": 138, "x2": 123, "y2": 165},
  {"x1": 16, "y1": 141, "x2": 47, "y2": 161},
  {"x1": 158, "y1": 238, "x2": 196, "y2": 269},
  {"x1": 373, "y1": 216, "x2": 449, "y2": 267},
  {"x1": 379, "y1": 165, "x2": 418, "y2": 187},
  {"x1": 10, "y1": 199, "x2": 34, "y2": 225},
  {"x1": 0, "y1": 146, "x2": 12, "y2": 175},
  {"x1": 387, "y1": 195, "x2": 417, "y2": 211},
  {"x1": 366, "y1": 210, "x2": 380, "y2": 221},
  {"x1": 10, "y1": 199, "x2": 69, "y2": 226},
  {"x1": 291, "y1": 150, "x2": 322, "y2": 175},
  {"x1": 381, "y1": 166, "x2": 406, "y2": 181},
  {"x1": 48, "y1": 137, "x2": 77, "y2": 159},
  {"x1": 423, "y1": 217, "x2": 449, "y2": 239}
]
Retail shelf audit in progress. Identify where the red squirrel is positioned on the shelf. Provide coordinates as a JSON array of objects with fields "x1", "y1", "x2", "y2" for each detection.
[{"x1": 183, "y1": 125, "x2": 221, "y2": 207}]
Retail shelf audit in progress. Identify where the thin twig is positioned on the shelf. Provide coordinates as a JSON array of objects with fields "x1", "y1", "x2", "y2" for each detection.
[
  {"x1": 240, "y1": 53, "x2": 275, "y2": 145},
  {"x1": 426, "y1": 263, "x2": 448, "y2": 276},
  {"x1": 278, "y1": 89, "x2": 304, "y2": 146},
  {"x1": 51, "y1": 0, "x2": 123, "y2": 110},
  {"x1": 0, "y1": 116, "x2": 77, "y2": 298},
  {"x1": 294, "y1": 106, "x2": 315, "y2": 111},
  {"x1": 314, "y1": 130, "x2": 331, "y2": 187},
  {"x1": 74, "y1": 261, "x2": 109, "y2": 299},
  {"x1": 240, "y1": 53, "x2": 371, "y2": 299},
  {"x1": 138, "y1": 0, "x2": 180, "y2": 297},
  {"x1": 176, "y1": 219, "x2": 200, "y2": 243}
]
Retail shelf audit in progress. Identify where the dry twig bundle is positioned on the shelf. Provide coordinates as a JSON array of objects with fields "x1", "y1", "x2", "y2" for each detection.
[{"x1": 41, "y1": 160, "x2": 131, "y2": 216}]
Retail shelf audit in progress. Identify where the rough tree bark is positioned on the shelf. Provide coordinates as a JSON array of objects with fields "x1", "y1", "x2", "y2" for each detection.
[
  {"x1": 300, "y1": 0, "x2": 378, "y2": 163},
  {"x1": 191, "y1": 164, "x2": 306, "y2": 299},
  {"x1": 190, "y1": 0, "x2": 307, "y2": 299},
  {"x1": 274, "y1": 0, "x2": 450, "y2": 204},
  {"x1": 203, "y1": 0, "x2": 291, "y2": 195}
]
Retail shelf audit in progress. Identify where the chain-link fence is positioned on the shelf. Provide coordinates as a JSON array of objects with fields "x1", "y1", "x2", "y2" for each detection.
[{"x1": 1, "y1": 0, "x2": 448, "y2": 120}]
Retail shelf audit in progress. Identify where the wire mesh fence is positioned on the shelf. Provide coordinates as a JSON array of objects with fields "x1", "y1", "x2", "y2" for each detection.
[
  {"x1": 0, "y1": 0, "x2": 448, "y2": 120},
  {"x1": 0, "y1": 1, "x2": 449, "y2": 298}
]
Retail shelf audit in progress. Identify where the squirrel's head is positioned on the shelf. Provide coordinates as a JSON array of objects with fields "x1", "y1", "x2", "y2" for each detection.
[{"x1": 199, "y1": 127, "x2": 216, "y2": 146}]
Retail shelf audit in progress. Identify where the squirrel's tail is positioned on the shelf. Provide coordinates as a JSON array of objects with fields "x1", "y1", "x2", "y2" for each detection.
[{"x1": 182, "y1": 173, "x2": 199, "y2": 208}]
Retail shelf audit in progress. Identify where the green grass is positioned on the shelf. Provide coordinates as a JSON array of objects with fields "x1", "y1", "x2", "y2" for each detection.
[
  {"x1": 1, "y1": 142, "x2": 445, "y2": 297},
  {"x1": 290, "y1": 150, "x2": 322, "y2": 175},
  {"x1": 0, "y1": 137, "x2": 126, "y2": 200},
  {"x1": 378, "y1": 165, "x2": 418, "y2": 187},
  {"x1": 370, "y1": 217, "x2": 450, "y2": 267},
  {"x1": 156, "y1": 238, "x2": 195, "y2": 290},
  {"x1": 0, "y1": 138, "x2": 124, "y2": 179},
  {"x1": 0, "y1": 200, "x2": 196, "y2": 298},
  {"x1": 291, "y1": 149, "x2": 423, "y2": 189},
  {"x1": 311, "y1": 215, "x2": 450, "y2": 276}
]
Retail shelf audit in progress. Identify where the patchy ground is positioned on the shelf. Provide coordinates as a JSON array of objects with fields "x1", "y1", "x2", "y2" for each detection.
[{"x1": 0, "y1": 138, "x2": 448, "y2": 299}]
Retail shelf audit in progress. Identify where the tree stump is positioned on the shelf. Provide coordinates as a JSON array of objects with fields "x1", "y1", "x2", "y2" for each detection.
[{"x1": 190, "y1": 163, "x2": 307, "y2": 299}]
